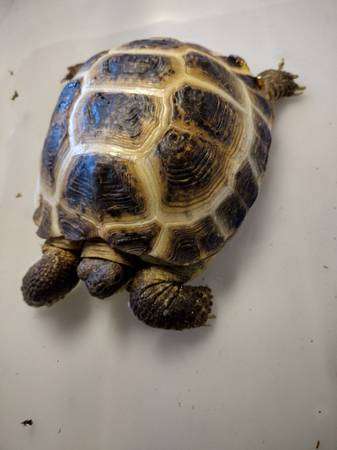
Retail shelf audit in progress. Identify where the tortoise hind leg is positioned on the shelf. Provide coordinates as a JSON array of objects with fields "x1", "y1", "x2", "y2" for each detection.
[
  {"x1": 22, "y1": 239, "x2": 81, "y2": 307},
  {"x1": 127, "y1": 266, "x2": 213, "y2": 330}
]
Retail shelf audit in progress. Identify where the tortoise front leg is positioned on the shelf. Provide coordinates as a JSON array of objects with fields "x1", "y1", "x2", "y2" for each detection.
[
  {"x1": 22, "y1": 238, "x2": 81, "y2": 307},
  {"x1": 127, "y1": 266, "x2": 213, "y2": 330}
]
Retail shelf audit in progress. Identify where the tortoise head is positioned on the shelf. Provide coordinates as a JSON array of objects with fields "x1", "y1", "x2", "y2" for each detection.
[{"x1": 226, "y1": 54, "x2": 251, "y2": 73}]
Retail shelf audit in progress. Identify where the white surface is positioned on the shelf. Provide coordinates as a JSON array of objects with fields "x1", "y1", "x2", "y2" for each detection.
[{"x1": 1, "y1": 0, "x2": 337, "y2": 449}]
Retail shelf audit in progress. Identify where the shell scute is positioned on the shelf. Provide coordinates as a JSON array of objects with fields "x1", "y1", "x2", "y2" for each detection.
[
  {"x1": 74, "y1": 91, "x2": 159, "y2": 149},
  {"x1": 41, "y1": 80, "x2": 81, "y2": 189},
  {"x1": 57, "y1": 205, "x2": 95, "y2": 241},
  {"x1": 234, "y1": 162, "x2": 258, "y2": 208},
  {"x1": 251, "y1": 137, "x2": 269, "y2": 174},
  {"x1": 91, "y1": 53, "x2": 177, "y2": 88},
  {"x1": 216, "y1": 193, "x2": 247, "y2": 232},
  {"x1": 165, "y1": 216, "x2": 224, "y2": 264},
  {"x1": 173, "y1": 85, "x2": 241, "y2": 146},
  {"x1": 62, "y1": 153, "x2": 147, "y2": 221},
  {"x1": 253, "y1": 111, "x2": 272, "y2": 147},
  {"x1": 184, "y1": 52, "x2": 243, "y2": 102},
  {"x1": 105, "y1": 222, "x2": 161, "y2": 256},
  {"x1": 155, "y1": 128, "x2": 227, "y2": 208},
  {"x1": 33, "y1": 196, "x2": 52, "y2": 238},
  {"x1": 119, "y1": 38, "x2": 182, "y2": 50}
]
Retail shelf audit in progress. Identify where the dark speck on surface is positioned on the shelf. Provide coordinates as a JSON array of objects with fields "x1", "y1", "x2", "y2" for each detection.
[
  {"x1": 310, "y1": 339, "x2": 314, "y2": 343},
  {"x1": 323, "y1": 265, "x2": 329, "y2": 269},
  {"x1": 21, "y1": 419, "x2": 33, "y2": 426},
  {"x1": 15, "y1": 192, "x2": 22, "y2": 198},
  {"x1": 316, "y1": 440, "x2": 320, "y2": 449},
  {"x1": 9, "y1": 70, "x2": 14, "y2": 75},
  {"x1": 11, "y1": 90, "x2": 19, "y2": 101},
  {"x1": 58, "y1": 427, "x2": 62, "y2": 434}
]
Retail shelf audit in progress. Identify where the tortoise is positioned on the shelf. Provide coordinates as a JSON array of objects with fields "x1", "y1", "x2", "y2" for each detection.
[{"x1": 21, "y1": 37, "x2": 304, "y2": 330}]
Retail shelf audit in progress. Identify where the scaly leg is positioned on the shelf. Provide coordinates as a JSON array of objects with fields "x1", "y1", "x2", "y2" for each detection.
[
  {"x1": 22, "y1": 238, "x2": 81, "y2": 306},
  {"x1": 258, "y1": 59, "x2": 305, "y2": 102},
  {"x1": 127, "y1": 266, "x2": 213, "y2": 330}
]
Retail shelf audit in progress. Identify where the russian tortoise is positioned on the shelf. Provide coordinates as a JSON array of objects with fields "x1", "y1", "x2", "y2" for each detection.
[{"x1": 22, "y1": 37, "x2": 304, "y2": 330}]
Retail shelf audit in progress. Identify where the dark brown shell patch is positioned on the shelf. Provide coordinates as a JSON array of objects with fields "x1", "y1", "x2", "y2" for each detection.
[
  {"x1": 238, "y1": 74, "x2": 260, "y2": 89},
  {"x1": 41, "y1": 80, "x2": 81, "y2": 189},
  {"x1": 63, "y1": 51, "x2": 108, "y2": 82},
  {"x1": 184, "y1": 52, "x2": 243, "y2": 102},
  {"x1": 166, "y1": 216, "x2": 224, "y2": 265},
  {"x1": 251, "y1": 92, "x2": 273, "y2": 120},
  {"x1": 63, "y1": 153, "x2": 146, "y2": 220},
  {"x1": 94, "y1": 53, "x2": 175, "y2": 86},
  {"x1": 234, "y1": 162, "x2": 258, "y2": 208},
  {"x1": 216, "y1": 193, "x2": 247, "y2": 231},
  {"x1": 57, "y1": 205, "x2": 95, "y2": 241},
  {"x1": 33, "y1": 196, "x2": 52, "y2": 238},
  {"x1": 106, "y1": 222, "x2": 161, "y2": 255},
  {"x1": 81, "y1": 50, "x2": 108, "y2": 72},
  {"x1": 120, "y1": 38, "x2": 182, "y2": 50},
  {"x1": 251, "y1": 137, "x2": 270, "y2": 174},
  {"x1": 156, "y1": 128, "x2": 226, "y2": 207},
  {"x1": 75, "y1": 92, "x2": 156, "y2": 148},
  {"x1": 173, "y1": 85, "x2": 240, "y2": 146},
  {"x1": 253, "y1": 111, "x2": 272, "y2": 148}
]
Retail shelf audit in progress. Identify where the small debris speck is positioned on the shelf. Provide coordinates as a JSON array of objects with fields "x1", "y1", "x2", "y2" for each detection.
[
  {"x1": 15, "y1": 192, "x2": 22, "y2": 198},
  {"x1": 9, "y1": 70, "x2": 14, "y2": 75},
  {"x1": 316, "y1": 440, "x2": 320, "y2": 449},
  {"x1": 191, "y1": 405, "x2": 195, "y2": 410},
  {"x1": 178, "y1": 401, "x2": 182, "y2": 407},
  {"x1": 21, "y1": 419, "x2": 33, "y2": 427},
  {"x1": 11, "y1": 90, "x2": 19, "y2": 101},
  {"x1": 58, "y1": 427, "x2": 62, "y2": 434},
  {"x1": 323, "y1": 265, "x2": 329, "y2": 269},
  {"x1": 310, "y1": 339, "x2": 314, "y2": 343},
  {"x1": 318, "y1": 410, "x2": 322, "y2": 414}
]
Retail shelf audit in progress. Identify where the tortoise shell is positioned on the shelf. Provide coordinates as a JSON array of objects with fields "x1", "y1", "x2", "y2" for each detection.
[{"x1": 34, "y1": 37, "x2": 273, "y2": 266}]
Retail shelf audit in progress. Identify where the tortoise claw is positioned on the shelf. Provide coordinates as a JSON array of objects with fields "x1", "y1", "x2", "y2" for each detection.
[{"x1": 277, "y1": 57, "x2": 285, "y2": 71}]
